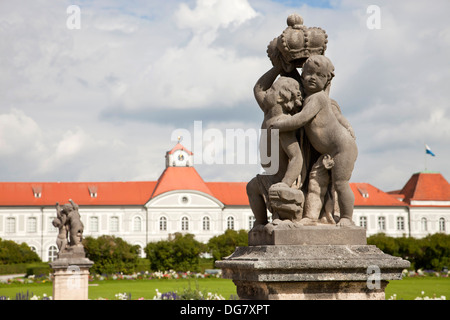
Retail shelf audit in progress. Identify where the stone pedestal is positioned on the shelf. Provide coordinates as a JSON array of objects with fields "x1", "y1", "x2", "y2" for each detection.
[
  {"x1": 216, "y1": 226, "x2": 410, "y2": 300},
  {"x1": 49, "y1": 247, "x2": 94, "y2": 300}
]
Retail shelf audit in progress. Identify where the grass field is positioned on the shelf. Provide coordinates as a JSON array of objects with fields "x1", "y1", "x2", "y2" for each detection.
[{"x1": 1, "y1": 276, "x2": 448, "y2": 300}]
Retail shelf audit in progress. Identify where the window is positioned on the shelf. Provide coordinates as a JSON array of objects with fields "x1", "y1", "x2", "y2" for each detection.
[
  {"x1": 29, "y1": 246, "x2": 37, "y2": 253},
  {"x1": 110, "y1": 217, "x2": 119, "y2": 232},
  {"x1": 359, "y1": 216, "x2": 367, "y2": 229},
  {"x1": 202, "y1": 216, "x2": 210, "y2": 231},
  {"x1": 248, "y1": 216, "x2": 255, "y2": 230},
  {"x1": 27, "y1": 217, "x2": 37, "y2": 233},
  {"x1": 378, "y1": 216, "x2": 386, "y2": 231},
  {"x1": 396, "y1": 217, "x2": 405, "y2": 231},
  {"x1": 181, "y1": 217, "x2": 189, "y2": 231},
  {"x1": 90, "y1": 216, "x2": 99, "y2": 232},
  {"x1": 421, "y1": 217, "x2": 428, "y2": 232},
  {"x1": 439, "y1": 218, "x2": 446, "y2": 232},
  {"x1": 48, "y1": 245, "x2": 58, "y2": 262},
  {"x1": 227, "y1": 216, "x2": 235, "y2": 230},
  {"x1": 160, "y1": 217, "x2": 167, "y2": 231},
  {"x1": 133, "y1": 216, "x2": 142, "y2": 232},
  {"x1": 6, "y1": 217, "x2": 15, "y2": 233}
]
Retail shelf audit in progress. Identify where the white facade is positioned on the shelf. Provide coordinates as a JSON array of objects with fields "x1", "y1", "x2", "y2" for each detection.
[
  {"x1": 1, "y1": 144, "x2": 449, "y2": 261},
  {"x1": 0, "y1": 193, "x2": 254, "y2": 262}
]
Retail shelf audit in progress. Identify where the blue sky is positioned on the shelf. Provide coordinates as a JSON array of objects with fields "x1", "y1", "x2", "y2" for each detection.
[{"x1": 1, "y1": 0, "x2": 449, "y2": 192}]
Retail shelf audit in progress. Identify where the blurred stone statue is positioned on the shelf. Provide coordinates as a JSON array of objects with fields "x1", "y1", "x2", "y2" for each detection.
[
  {"x1": 53, "y1": 199, "x2": 84, "y2": 254},
  {"x1": 248, "y1": 13, "x2": 358, "y2": 232}
]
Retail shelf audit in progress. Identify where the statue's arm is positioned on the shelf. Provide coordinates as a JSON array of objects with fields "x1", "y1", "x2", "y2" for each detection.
[
  {"x1": 55, "y1": 202, "x2": 61, "y2": 218},
  {"x1": 254, "y1": 66, "x2": 282, "y2": 110},
  {"x1": 273, "y1": 93, "x2": 325, "y2": 132}
]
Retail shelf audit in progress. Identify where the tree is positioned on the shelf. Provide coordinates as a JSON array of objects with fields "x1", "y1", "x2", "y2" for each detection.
[
  {"x1": 367, "y1": 233, "x2": 450, "y2": 271},
  {"x1": 207, "y1": 229, "x2": 248, "y2": 262},
  {"x1": 0, "y1": 238, "x2": 40, "y2": 264},
  {"x1": 145, "y1": 233, "x2": 205, "y2": 272},
  {"x1": 83, "y1": 235, "x2": 140, "y2": 275}
]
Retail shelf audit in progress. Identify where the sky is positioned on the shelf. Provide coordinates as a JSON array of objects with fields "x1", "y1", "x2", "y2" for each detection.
[{"x1": 1, "y1": 0, "x2": 449, "y2": 192}]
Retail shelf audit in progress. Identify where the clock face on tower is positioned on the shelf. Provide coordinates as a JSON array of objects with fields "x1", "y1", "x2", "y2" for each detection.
[{"x1": 173, "y1": 150, "x2": 188, "y2": 166}]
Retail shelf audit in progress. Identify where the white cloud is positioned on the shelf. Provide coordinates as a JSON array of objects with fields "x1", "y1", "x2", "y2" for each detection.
[{"x1": 0, "y1": 0, "x2": 449, "y2": 192}]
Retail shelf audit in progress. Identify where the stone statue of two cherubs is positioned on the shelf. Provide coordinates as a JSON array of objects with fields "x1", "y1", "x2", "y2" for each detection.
[
  {"x1": 247, "y1": 13, "x2": 358, "y2": 233},
  {"x1": 52, "y1": 199, "x2": 84, "y2": 255}
]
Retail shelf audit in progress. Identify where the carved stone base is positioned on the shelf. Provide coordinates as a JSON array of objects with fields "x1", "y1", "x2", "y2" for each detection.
[
  {"x1": 233, "y1": 280, "x2": 387, "y2": 300},
  {"x1": 249, "y1": 224, "x2": 366, "y2": 246},
  {"x1": 216, "y1": 242, "x2": 410, "y2": 300},
  {"x1": 49, "y1": 251, "x2": 94, "y2": 300}
]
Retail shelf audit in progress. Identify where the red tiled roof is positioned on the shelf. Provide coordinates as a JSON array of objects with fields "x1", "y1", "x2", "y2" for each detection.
[
  {"x1": 399, "y1": 172, "x2": 450, "y2": 204},
  {"x1": 352, "y1": 183, "x2": 407, "y2": 207},
  {"x1": 150, "y1": 167, "x2": 214, "y2": 199},
  {"x1": 1, "y1": 171, "x2": 448, "y2": 208},
  {"x1": 0, "y1": 181, "x2": 157, "y2": 206},
  {"x1": 166, "y1": 143, "x2": 193, "y2": 155},
  {"x1": 206, "y1": 182, "x2": 249, "y2": 206}
]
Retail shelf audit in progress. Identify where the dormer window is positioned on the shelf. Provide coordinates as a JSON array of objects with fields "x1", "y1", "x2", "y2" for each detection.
[
  {"x1": 88, "y1": 186, "x2": 98, "y2": 198},
  {"x1": 357, "y1": 187, "x2": 369, "y2": 198},
  {"x1": 32, "y1": 186, "x2": 42, "y2": 198}
]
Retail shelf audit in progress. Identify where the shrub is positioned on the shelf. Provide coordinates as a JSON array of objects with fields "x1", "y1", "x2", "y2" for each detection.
[
  {"x1": 0, "y1": 238, "x2": 41, "y2": 265},
  {"x1": 368, "y1": 233, "x2": 450, "y2": 271},
  {"x1": 207, "y1": 229, "x2": 248, "y2": 262},
  {"x1": 145, "y1": 233, "x2": 205, "y2": 272},
  {"x1": 83, "y1": 235, "x2": 140, "y2": 275}
]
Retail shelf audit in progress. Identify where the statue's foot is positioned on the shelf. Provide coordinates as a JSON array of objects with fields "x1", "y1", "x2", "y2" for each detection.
[
  {"x1": 250, "y1": 224, "x2": 266, "y2": 232},
  {"x1": 298, "y1": 217, "x2": 317, "y2": 226},
  {"x1": 337, "y1": 217, "x2": 355, "y2": 227}
]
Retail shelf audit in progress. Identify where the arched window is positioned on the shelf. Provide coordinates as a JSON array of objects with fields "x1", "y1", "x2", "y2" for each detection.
[
  {"x1": 133, "y1": 216, "x2": 142, "y2": 232},
  {"x1": 6, "y1": 217, "x2": 15, "y2": 233},
  {"x1": 48, "y1": 245, "x2": 58, "y2": 262},
  {"x1": 90, "y1": 216, "x2": 99, "y2": 232},
  {"x1": 110, "y1": 216, "x2": 119, "y2": 232},
  {"x1": 181, "y1": 216, "x2": 189, "y2": 231},
  {"x1": 27, "y1": 217, "x2": 37, "y2": 233},
  {"x1": 160, "y1": 216, "x2": 167, "y2": 231},
  {"x1": 248, "y1": 216, "x2": 255, "y2": 230},
  {"x1": 439, "y1": 218, "x2": 446, "y2": 232},
  {"x1": 378, "y1": 216, "x2": 386, "y2": 231},
  {"x1": 227, "y1": 216, "x2": 235, "y2": 230},
  {"x1": 397, "y1": 217, "x2": 405, "y2": 231},
  {"x1": 421, "y1": 217, "x2": 428, "y2": 232},
  {"x1": 359, "y1": 216, "x2": 367, "y2": 229},
  {"x1": 202, "y1": 216, "x2": 210, "y2": 231}
]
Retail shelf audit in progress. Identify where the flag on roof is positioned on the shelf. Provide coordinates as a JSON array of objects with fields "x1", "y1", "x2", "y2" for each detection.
[{"x1": 425, "y1": 144, "x2": 436, "y2": 157}]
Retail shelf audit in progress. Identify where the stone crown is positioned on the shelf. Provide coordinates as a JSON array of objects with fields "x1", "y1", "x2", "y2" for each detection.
[{"x1": 277, "y1": 13, "x2": 328, "y2": 66}]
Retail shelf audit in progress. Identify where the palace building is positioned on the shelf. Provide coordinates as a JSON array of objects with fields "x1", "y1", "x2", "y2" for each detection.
[{"x1": 0, "y1": 142, "x2": 449, "y2": 261}]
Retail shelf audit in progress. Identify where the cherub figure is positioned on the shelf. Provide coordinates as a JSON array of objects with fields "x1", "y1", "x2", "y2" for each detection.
[
  {"x1": 272, "y1": 55, "x2": 358, "y2": 226},
  {"x1": 247, "y1": 65, "x2": 303, "y2": 227},
  {"x1": 65, "y1": 199, "x2": 84, "y2": 247},
  {"x1": 53, "y1": 202, "x2": 68, "y2": 253}
]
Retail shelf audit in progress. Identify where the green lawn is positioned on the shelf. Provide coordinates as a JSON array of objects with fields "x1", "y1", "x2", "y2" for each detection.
[
  {"x1": 1, "y1": 276, "x2": 448, "y2": 300},
  {"x1": 385, "y1": 276, "x2": 450, "y2": 300}
]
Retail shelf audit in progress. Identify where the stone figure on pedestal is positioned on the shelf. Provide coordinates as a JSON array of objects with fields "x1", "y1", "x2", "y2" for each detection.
[
  {"x1": 49, "y1": 199, "x2": 93, "y2": 300},
  {"x1": 53, "y1": 199, "x2": 84, "y2": 256},
  {"x1": 217, "y1": 13, "x2": 410, "y2": 300},
  {"x1": 247, "y1": 13, "x2": 357, "y2": 232}
]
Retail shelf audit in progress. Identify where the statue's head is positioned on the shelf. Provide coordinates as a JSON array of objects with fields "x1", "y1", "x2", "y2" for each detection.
[
  {"x1": 273, "y1": 76, "x2": 302, "y2": 113},
  {"x1": 301, "y1": 55, "x2": 335, "y2": 93}
]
